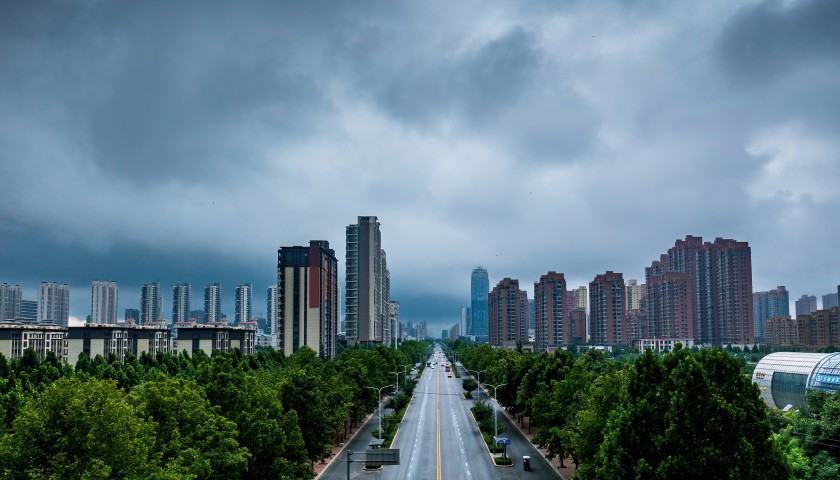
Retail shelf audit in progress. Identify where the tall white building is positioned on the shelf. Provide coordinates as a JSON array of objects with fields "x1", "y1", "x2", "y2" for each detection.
[
  {"x1": 90, "y1": 281, "x2": 119, "y2": 324},
  {"x1": 0, "y1": 283, "x2": 22, "y2": 322},
  {"x1": 389, "y1": 300, "x2": 400, "y2": 345},
  {"x1": 235, "y1": 283, "x2": 252, "y2": 325},
  {"x1": 140, "y1": 281, "x2": 162, "y2": 324},
  {"x1": 266, "y1": 285, "x2": 277, "y2": 337},
  {"x1": 345, "y1": 216, "x2": 390, "y2": 345},
  {"x1": 626, "y1": 279, "x2": 646, "y2": 311},
  {"x1": 204, "y1": 283, "x2": 222, "y2": 324},
  {"x1": 37, "y1": 282, "x2": 70, "y2": 328},
  {"x1": 172, "y1": 283, "x2": 191, "y2": 324}
]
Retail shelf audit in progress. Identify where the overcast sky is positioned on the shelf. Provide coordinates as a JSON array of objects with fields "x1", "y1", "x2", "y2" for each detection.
[{"x1": 1, "y1": 0, "x2": 839, "y2": 334}]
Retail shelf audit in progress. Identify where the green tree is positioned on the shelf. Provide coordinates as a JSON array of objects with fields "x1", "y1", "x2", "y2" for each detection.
[
  {"x1": 592, "y1": 347, "x2": 789, "y2": 480},
  {"x1": 129, "y1": 376, "x2": 249, "y2": 479},
  {"x1": 0, "y1": 377, "x2": 159, "y2": 479}
]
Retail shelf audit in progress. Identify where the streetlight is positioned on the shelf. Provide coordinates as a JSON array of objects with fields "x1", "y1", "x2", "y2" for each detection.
[
  {"x1": 485, "y1": 382, "x2": 507, "y2": 453},
  {"x1": 367, "y1": 384, "x2": 393, "y2": 440},
  {"x1": 469, "y1": 369, "x2": 486, "y2": 400}
]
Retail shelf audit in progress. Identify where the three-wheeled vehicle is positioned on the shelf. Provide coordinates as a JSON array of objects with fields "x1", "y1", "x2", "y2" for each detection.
[{"x1": 523, "y1": 455, "x2": 531, "y2": 471}]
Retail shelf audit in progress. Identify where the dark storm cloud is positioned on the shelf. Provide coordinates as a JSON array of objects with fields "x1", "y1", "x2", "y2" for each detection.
[
  {"x1": 374, "y1": 27, "x2": 540, "y2": 125},
  {"x1": 717, "y1": 0, "x2": 840, "y2": 82},
  {"x1": 1, "y1": 0, "x2": 839, "y2": 325},
  {"x1": 0, "y1": 1, "x2": 335, "y2": 185}
]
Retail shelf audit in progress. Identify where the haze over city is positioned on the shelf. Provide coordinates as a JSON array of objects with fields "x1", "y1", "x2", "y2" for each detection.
[{"x1": 1, "y1": 0, "x2": 839, "y2": 335}]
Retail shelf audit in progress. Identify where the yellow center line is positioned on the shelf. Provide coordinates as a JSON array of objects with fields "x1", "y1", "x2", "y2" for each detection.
[{"x1": 436, "y1": 364, "x2": 442, "y2": 480}]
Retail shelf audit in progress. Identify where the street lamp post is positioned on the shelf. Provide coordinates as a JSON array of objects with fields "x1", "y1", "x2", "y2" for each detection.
[
  {"x1": 485, "y1": 383, "x2": 507, "y2": 453},
  {"x1": 390, "y1": 370, "x2": 401, "y2": 395},
  {"x1": 367, "y1": 385, "x2": 393, "y2": 440},
  {"x1": 469, "y1": 369, "x2": 486, "y2": 400}
]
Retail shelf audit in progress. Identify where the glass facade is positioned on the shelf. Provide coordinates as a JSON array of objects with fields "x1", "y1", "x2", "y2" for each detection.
[
  {"x1": 753, "y1": 352, "x2": 840, "y2": 409},
  {"x1": 471, "y1": 267, "x2": 489, "y2": 339}
]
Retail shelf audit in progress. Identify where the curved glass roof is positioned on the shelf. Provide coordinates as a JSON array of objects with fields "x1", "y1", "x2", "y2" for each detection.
[{"x1": 752, "y1": 352, "x2": 832, "y2": 409}]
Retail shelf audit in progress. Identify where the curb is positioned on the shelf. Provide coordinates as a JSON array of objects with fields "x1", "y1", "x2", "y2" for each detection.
[{"x1": 312, "y1": 400, "x2": 386, "y2": 480}]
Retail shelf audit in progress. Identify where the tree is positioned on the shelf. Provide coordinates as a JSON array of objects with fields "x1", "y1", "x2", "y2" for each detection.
[
  {"x1": 129, "y1": 376, "x2": 249, "y2": 479},
  {"x1": 591, "y1": 347, "x2": 789, "y2": 480},
  {"x1": 0, "y1": 377, "x2": 159, "y2": 479}
]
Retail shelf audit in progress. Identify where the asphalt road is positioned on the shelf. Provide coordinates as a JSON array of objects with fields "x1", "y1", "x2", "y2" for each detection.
[{"x1": 319, "y1": 345, "x2": 562, "y2": 480}]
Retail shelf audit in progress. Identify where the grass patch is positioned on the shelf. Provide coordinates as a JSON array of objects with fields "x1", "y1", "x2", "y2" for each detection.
[{"x1": 494, "y1": 457, "x2": 513, "y2": 466}]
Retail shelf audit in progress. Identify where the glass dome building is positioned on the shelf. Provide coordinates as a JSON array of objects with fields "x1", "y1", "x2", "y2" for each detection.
[{"x1": 752, "y1": 352, "x2": 840, "y2": 409}]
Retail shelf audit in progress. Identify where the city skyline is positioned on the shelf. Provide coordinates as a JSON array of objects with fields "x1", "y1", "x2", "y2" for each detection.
[{"x1": 1, "y1": 1, "x2": 839, "y2": 337}]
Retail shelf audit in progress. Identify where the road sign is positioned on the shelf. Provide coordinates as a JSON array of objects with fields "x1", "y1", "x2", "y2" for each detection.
[
  {"x1": 495, "y1": 437, "x2": 511, "y2": 446},
  {"x1": 365, "y1": 448, "x2": 400, "y2": 467}
]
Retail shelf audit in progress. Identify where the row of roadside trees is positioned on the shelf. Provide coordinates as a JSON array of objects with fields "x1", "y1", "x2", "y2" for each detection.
[
  {"x1": 0, "y1": 339, "x2": 430, "y2": 479},
  {"x1": 453, "y1": 340, "x2": 840, "y2": 479}
]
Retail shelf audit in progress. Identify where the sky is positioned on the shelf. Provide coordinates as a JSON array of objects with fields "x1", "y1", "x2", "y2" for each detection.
[{"x1": 1, "y1": 0, "x2": 839, "y2": 335}]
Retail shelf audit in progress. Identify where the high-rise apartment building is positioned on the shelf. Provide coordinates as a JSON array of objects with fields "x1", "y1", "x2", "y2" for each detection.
[
  {"x1": 0, "y1": 283, "x2": 22, "y2": 322},
  {"x1": 795, "y1": 295, "x2": 817, "y2": 317},
  {"x1": 626, "y1": 279, "x2": 645, "y2": 311},
  {"x1": 37, "y1": 282, "x2": 70, "y2": 328},
  {"x1": 235, "y1": 283, "x2": 252, "y2": 325},
  {"x1": 753, "y1": 286, "x2": 789, "y2": 343},
  {"x1": 662, "y1": 236, "x2": 754, "y2": 346},
  {"x1": 278, "y1": 240, "x2": 339, "y2": 358},
  {"x1": 534, "y1": 272, "x2": 569, "y2": 351},
  {"x1": 204, "y1": 283, "x2": 222, "y2": 324},
  {"x1": 488, "y1": 278, "x2": 528, "y2": 348},
  {"x1": 567, "y1": 286, "x2": 588, "y2": 310},
  {"x1": 90, "y1": 281, "x2": 119, "y2": 324},
  {"x1": 171, "y1": 283, "x2": 191, "y2": 324},
  {"x1": 345, "y1": 216, "x2": 389, "y2": 345},
  {"x1": 389, "y1": 300, "x2": 400, "y2": 344},
  {"x1": 266, "y1": 285, "x2": 278, "y2": 337},
  {"x1": 589, "y1": 272, "x2": 627, "y2": 346},
  {"x1": 140, "y1": 281, "x2": 162, "y2": 325},
  {"x1": 381, "y1": 251, "x2": 394, "y2": 347},
  {"x1": 20, "y1": 300, "x2": 37, "y2": 322},
  {"x1": 644, "y1": 267, "x2": 694, "y2": 340},
  {"x1": 470, "y1": 266, "x2": 489, "y2": 339},
  {"x1": 822, "y1": 293, "x2": 838, "y2": 310}
]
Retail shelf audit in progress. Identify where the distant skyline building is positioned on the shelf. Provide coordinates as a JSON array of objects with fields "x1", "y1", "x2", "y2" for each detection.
[
  {"x1": 204, "y1": 283, "x2": 222, "y2": 324},
  {"x1": 470, "y1": 266, "x2": 489, "y2": 340},
  {"x1": 534, "y1": 272, "x2": 569, "y2": 351},
  {"x1": 37, "y1": 282, "x2": 70, "y2": 328},
  {"x1": 266, "y1": 285, "x2": 277, "y2": 337},
  {"x1": 389, "y1": 300, "x2": 400, "y2": 344},
  {"x1": 822, "y1": 293, "x2": 838, "y2": 310},
  {"x1": 567, "y1": 286, "x2": 588, "y2": 311},
  {"x1": 277, "y1": 240, "x2": 339, "y2": 359},
  {"x1": 140, "y1": 281, "x2": 162, "y2": 325},
  {"x1": 20, "y1": 299, "x2": 37, "y2": 322},
  {"x1": 235, "y1": 283, "x2": 252, "y2": 325},
  {"x1": 488, "y1": 278, "x2": 528, "y2": 348},
  {"x1": 0, "y1": 283, "x2": 22, "y2": 322},
  {"x1": 753, "y1": 286, "x2": 789, "y2": 343},
  {"x1": 125, "y1": 308, "x2": 140, "y2": 322},
  {"x1": 188, "y1": 309, "x2": 204, "y2": 323},
  {"x1": 90, "y1": 280, "x2": 119, "y2": 324},
  {"x1": 345, "y1": 216, "x2": 389, "y2": 345},
  {"x1": 795, "y1": 294, "x2": 817, "y2": 317},
  {"x1": 626, "y1": 279, "x2": 645, "y2": 311},
  {"x1": 171, "y1": 283, "x2": 191, "y2": 324},
  {"x1": 589, "y1": 271, "x2": 627, "y2": 346}
]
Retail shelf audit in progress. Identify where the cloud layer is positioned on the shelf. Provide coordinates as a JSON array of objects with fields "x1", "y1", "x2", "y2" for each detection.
[{"x1": 2, "y1": 0, "x2": 839, "y2": 331}]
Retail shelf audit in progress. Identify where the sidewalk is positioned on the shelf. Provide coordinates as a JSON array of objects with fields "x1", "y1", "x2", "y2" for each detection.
[
  {"x1": 500, "y1": 408, "x2": 576, "y2": 479},
  {"x1": 312, "y1": 410, "x2": 376, "y2": 479},
  {"x1": 476, "y1": 384, "x2": 576, "y2": 479}
]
